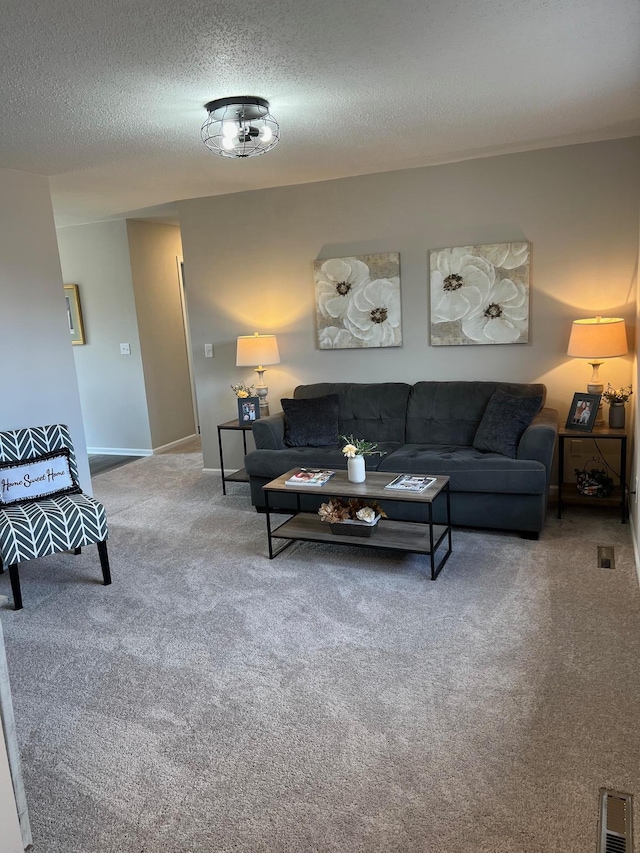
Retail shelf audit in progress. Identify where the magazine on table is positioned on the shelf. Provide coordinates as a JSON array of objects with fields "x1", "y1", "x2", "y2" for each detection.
[
  {"x1": 284, "y1": 469, "x2": 336, "y2": 487},
  {"x1": 385, "y1": 474, "x2": 437, "y2": 492}
]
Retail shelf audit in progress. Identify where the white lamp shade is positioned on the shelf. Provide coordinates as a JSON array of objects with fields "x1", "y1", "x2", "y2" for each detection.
[
  {"x1": 567, "y1": 317, "x2": 628, "y2": 359},
  {"x1": 236, "y1": 333, "x2": 281, "y2": 367}
]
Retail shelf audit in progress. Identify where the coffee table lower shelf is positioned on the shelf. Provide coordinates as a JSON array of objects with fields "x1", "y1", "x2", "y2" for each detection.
[{"x1": 269, "y1": 512, "x2": 451, "y2": 579}]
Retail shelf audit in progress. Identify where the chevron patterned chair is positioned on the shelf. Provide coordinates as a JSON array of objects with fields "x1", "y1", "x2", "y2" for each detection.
[{"x1": 0, "y1": 424, "x2": 111, "y2": 610}]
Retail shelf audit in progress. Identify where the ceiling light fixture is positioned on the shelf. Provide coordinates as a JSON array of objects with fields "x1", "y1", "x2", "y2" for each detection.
[{"x1": 201, "y1": 96, "x2": 280, "y2": 159}]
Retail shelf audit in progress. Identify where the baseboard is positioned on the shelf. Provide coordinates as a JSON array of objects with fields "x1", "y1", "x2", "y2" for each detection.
[
  {"x1": 87, "y1": 446, "x2": 153, "y2": 456},
  {"x1": 153, "y1": 434, "x2": 198, "y2": 454},
  {"x1": 202, "y1": 467, "x2": 221, "y2": 474}
]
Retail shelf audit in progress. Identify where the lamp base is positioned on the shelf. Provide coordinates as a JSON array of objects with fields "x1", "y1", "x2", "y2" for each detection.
[
  {"x1": 587, "y1": 362, "x2": 605, "y2": 425},
  {"x1": 255, "y1": 368, "x2": 270, "y2": 416}
]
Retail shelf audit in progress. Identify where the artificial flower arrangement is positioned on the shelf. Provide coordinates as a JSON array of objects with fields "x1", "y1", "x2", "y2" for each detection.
[
  {"x1": 318, "y1": 497, "x2": 387, "y2": 525},
  {"x1": 602, "y1": 384, "x2": 633, "y2": 404},
  {"x1": 231, "y1": 383, "x2": 255, "y2": 398},
  {"x1": 340, "y1": 434, "x2": 386, "y2": 458}
]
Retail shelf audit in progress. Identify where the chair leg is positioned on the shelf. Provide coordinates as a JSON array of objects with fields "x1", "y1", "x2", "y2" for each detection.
[
  {"x1": 9, "y1": 564, "x2": 22, "y2": 611},
  {"x1": 0, "y1": 557, "x2": 3, "y2": 574},
  {"x1": 97, "y1": 540, "x2": 111, "y2": 586},
  {"x1": 73, "y1": 547, "x2": 82, "y2": 555}
]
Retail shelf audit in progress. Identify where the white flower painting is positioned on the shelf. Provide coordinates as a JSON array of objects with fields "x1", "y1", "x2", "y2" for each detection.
[
  {"x1": 429, "y1": 242, "x2": 530, "y2": 346},
  {"x1": 314, "y1": 253, "x2": 402, "y2": 349}
]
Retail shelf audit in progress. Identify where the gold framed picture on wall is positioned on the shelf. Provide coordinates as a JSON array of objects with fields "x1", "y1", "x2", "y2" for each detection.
[{"x1": 63, "y1": 284, "x2": 86, "y2": 345}]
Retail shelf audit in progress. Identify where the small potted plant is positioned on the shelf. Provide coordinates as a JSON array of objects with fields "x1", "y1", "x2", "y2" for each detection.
[
  {"x1": 602, "y1": 384, "x2": 632, "y2": 429},
  {"x1": 341, "y1": 434, "x2": 386, "y2": 483},
  {"x1": 231, "y1": 383, "x2": 260, "y2": 425}
]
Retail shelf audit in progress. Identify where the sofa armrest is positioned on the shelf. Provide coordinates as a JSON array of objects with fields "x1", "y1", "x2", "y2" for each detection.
[
  {"x1": 517, "y1": 407, "x2": 558, "y2": 487},
  {"x1": 252, "y1": 413, "x2": 286, "y2": 450}
]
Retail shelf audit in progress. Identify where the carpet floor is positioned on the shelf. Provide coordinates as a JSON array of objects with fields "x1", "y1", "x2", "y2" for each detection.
[{"x1": 1, "y1": 443, "x2": 639, "y2": 852}]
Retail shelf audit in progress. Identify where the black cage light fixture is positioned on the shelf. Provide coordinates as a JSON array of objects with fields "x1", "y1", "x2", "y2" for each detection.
[{"x1": 201, "y1": 96, "x2": 280, "y2": 159}]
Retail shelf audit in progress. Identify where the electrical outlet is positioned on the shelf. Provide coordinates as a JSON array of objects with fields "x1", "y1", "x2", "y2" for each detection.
[
  {"x1": 570, "y1": 439, "x2": 582, "y2": 457},
  {"x1": 120, "y1": 343, "x2": 131, "y2": 355}
]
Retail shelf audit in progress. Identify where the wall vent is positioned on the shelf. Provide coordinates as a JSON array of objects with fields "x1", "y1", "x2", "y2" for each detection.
[{"x1": 598, "y1": 789, "x2": 633, "y2": 853}]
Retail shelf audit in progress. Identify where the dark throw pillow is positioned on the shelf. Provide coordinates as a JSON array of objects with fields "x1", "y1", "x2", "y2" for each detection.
[
  {"x1": 473, "y1": 390, "x2": 542, "y2": 458},
  {"x1": 281, "y1": 395, "x2": 340, "y2": 447},
  {"x1": 0, "y1": 449, "x2": 81, "y2": 506}
]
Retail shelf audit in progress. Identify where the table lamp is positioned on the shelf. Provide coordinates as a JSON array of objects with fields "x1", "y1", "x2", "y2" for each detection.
[
  {"x1": 236, "y1": 332, "x2": 281, "y2": 415},
  {"x1": 567, "y1": 316, "x2": 628, "y2": 425}
]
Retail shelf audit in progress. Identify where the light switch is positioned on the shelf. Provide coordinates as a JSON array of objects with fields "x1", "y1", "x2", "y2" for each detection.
[
  {"x1": 120, "y1": 343, "x2": 131, "y2": 355},
  {"x1": 570, "y1": 439, "x2": 581, "y2": 457},
  {"x1": 204, "y1": 344, "x2": 213, "y2": 358}
]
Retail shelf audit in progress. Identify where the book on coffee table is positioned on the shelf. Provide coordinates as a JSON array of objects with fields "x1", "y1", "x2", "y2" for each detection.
[
  {"x1": 385, "y1": 474, "x2": 437, "y2": 492},
  {"x1": 284, "y1": 469, "x2": 336, "y2": 487}
]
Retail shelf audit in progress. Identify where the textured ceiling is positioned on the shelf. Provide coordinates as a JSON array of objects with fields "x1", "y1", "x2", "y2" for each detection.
[{"x1": 1, "y1": 0, "x2": 638, "y2": 226}]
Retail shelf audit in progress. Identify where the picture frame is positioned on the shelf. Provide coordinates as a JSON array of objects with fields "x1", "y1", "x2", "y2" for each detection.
[
  {"x1": 64, "y1": 284, "x2": 86, "y2": 345},
  {"x1": 565, "y1": 392, "x2": 601, "y2": 432},
  {"x1": 238, "y1": 397, "x2": 260, "y2": 425}
]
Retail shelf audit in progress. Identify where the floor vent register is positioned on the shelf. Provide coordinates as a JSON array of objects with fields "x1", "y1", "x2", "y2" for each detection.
[{"x1": 598, "y1": 789, "x2": 633, "y2": 852}]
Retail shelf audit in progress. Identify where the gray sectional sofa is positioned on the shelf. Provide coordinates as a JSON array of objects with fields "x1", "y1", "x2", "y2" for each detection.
[{"x1": 244, "y1": 381, "x2": 558, "y2": 537}]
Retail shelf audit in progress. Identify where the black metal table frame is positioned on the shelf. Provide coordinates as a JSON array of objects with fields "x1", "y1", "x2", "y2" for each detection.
[
  {"x1": 216, "y1": 421, "x2": 252, "y2": 495},
  {"x1": 557, "y1": 430, "x2": 628, "y2": 523},
  {"x1": 264, "y1": 481, "x2": 452, "y2": 581}
]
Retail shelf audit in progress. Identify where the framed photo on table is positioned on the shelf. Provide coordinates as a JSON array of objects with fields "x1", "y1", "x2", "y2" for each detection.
[
  {"x1": 565, "y1": 392, "x2": 600, "y2": 432},
  {"x1": 238, "y1": 397, "x2": 260, "y2": 425}
]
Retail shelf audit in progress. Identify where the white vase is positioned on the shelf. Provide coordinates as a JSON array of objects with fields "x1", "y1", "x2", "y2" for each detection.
[{"x1": 347, "y1": 455, "x2": 366, "y2": 483}]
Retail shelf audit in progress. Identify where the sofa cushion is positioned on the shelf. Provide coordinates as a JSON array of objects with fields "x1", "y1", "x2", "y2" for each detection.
[
  {"x1": 406, "y1": 381, "x2": 546, "y2": 445},
  {"x1": 379, "y1": 444, "x2": 546, "y2": 495},
  {"x1": 282, "y1": 395, "x2": 340, "y2": 447},
  {"x1": 245, "y1": 443, "x2": 401, "y2": 480},
  {"x1": 473, "y1": 390, "x2": 542, "y2": 458},
  {"x1": 294, "y1": 383, "x2": 411, "y2": 444}
]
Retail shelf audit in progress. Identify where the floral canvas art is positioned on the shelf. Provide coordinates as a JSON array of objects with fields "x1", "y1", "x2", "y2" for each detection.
[
  {"x1": 314, "y1": 253, "x2": 402, "y2": 349},
  {"x1": 430, "y1": 242, "x2": 530, "y2": 345}
]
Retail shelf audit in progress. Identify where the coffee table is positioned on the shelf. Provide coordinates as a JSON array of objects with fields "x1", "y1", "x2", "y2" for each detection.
[{"x1": 263, "y1": 469, "x2": 452, "y2": 580}]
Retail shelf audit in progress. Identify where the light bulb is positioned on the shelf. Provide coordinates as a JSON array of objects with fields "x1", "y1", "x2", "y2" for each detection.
[
  {"x1": 221, "y1": 137, "x2": 236, "y2": 151},
  {"x1": 260, "y1": 126, "x2": 273, "y2": 143},
  {"x1": 222, "y1": 121, "x2": 239, "y2": 139}
]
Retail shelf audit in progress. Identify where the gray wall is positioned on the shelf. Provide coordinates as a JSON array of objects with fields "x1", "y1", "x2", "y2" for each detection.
[
  {"x1": 0, "y1": 168, "x2": 91, "y2": 490},
  {"x1": 178, "y1": 138, "x2": 639, "y2": 471},
  {"x1": 126, "y1": 220, "x2": 195, "y2": 449},
  {"x1": 57, "y1": 220, "x2": 152, "y2": 453}
]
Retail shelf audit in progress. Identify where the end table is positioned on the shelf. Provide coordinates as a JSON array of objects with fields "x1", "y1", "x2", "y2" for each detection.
[
  {"x1": 557, "y1": 425, "x2": 628, "y2": 522},
  {"x1": 217, "y1": 419, "x2": 253, "y2": 495}
]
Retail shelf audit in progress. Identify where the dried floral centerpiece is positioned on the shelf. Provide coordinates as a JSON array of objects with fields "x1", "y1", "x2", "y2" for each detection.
[
  {"x1": 603, "y1": 384, "x2": 632, "y2": 429},
  {"x1": 318, "y1": 497, "x2": 387, "y2": 537},
  {"x1": 602, "y1": 384, "x2": 633, "y2": 404},
  {"x1": 231, "y1": 382, "x2": 255, "y2": 398}
]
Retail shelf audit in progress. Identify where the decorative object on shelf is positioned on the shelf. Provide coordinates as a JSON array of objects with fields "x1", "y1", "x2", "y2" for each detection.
[
  {"x1": 341, "y1": 434, "x2": 386, "y2": 483},
  {"x1": 575, "y1": 460, "x2": 614, "y2": 498},
  {"x1": 565, "y1": 392, "x2": 601, "y2": 432},
  {"x1": 63, "y1": 284, "x2": 86, "y2": 345},
  {"x1": 567, "y1": 316, "x2": 628, "y2": 425},
  {"x1": 231, "y1": 383, "x2": 260, "y2": 425},
  {"x1": 237, "y1": 397, "x2": 260, "y2": 424},
  {"x1": 314, "y1": 253, "x2": 402, "y2": 349},
  {"x1": 236, "y1": 333, "x2": 280, "y2": 415},
  {"x1": 429, "y1": 241, "x2": 530, "y2": 346},
  {"x1": 201, "y1": 96, "x2": 279, "y2": 159},
  {"x1": 318, "y1": 497, "x2": 387, "y2": 537},
  {"x1": 603, "y1": 384, "x2": 632, "y2": 429}
]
